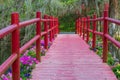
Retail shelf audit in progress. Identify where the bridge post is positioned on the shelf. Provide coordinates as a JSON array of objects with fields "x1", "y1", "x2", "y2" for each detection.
[
  {"x1": 103, "y1": 10, "x2": 108, "y2": 63},
  {"x1": 92, "y1": 13, "x2": 97, "y2": 49},
  {"x1": 44, "y1": 15, "x2": 48, "y2": 49},
  {"x1": 79, "y1": 19, "x2": 81, "y2": 36},
  {"x1": 11, "y1": 12, "x2": 20, "y2": 80},
  {"x1": 54, "y1": 18, "x2": 56, "y2": 35},
  {"x1": 52, "y1": 17, "x2": 55, "y2": 40},
  {"x1": 49, "y1": 16, "x2": 53, "y2": 42},
  {"x1": 83, "y1": 18, "x2": 85, "y2": 40},
  {"x1": 86, "y1": 16, "x2": 90, "y2": 43},
  {"x1": 77, "y1": 19, "x2": 79, "y2": 34},
  {"x1": 79, "y1": 18, "x2": 81, "y2": 35},
  {"x1": 57, "y1": 18, "x2": 60, "y2": 34},
  {"x1": 80, "y1": 18, "x2": 83, "y2": 36},
  {"x1": 76, "y1": 20, "x2": 78, "y2": 34},
  {"x1": 56, "y1": 18, "x2": 58, "y2": 35},
  {"x1": 36, "y1": 11, "x2": 41, "y2": 62},
  {"x1": 75, "y1": 20, "x2": 77, "y2": 34}
]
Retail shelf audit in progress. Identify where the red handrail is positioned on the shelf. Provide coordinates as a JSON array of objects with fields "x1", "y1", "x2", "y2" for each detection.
[
  {"x1": 0, "y1": 11, "x2": 59, "y2": 80},
  {"x1": 76, "y1": 10, "x2": 120, "y2": 63}
]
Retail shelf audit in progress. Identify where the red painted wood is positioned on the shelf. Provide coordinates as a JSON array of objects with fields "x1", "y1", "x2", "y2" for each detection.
[
  {"x1": 11, "y1": 12, "x2": 20, "y2": 80},
  {"x1": 55, "y1": 18, "x2": 58, "y2": 34},
  {"x1": 92, "y1": 13, "x2": 97, "y2": 49},
  {"x1": 80, "y1": 18, "x2": 83, "y2": 36},
  {"x1": 44, "y1": 15, "x2": 48, "y2": 49},
  {"x1": 0, "y1": 25, "x2": 17, "y2": 39},
  {"x1": 49, "y1": 16, "x2": 53, "y2": 42},
  {"x1": 0, "y1": 11, "x2": 58, "y2": 79},
  {"x1": 83, "y1": 18, "x2": 85, "y2": 40},
  {"x1": 36, "y1": 12, "x2": 41, "y2": 62},
  {"x1": 52, "y1": 17, "x2": 55, "y2": 40},
  {"x1": 75, "y1": 20, "x2": 77, "y2": 34},
  {"x1": 57, "y1": 19, "x2": 59, "y2": 34},
  {"x1": 0, "y1": 54, "x2": 17, "y2": 76},
  {"x1": 105, "y1": 34, "x2": 120, "y2": 48},
  {"x1": 86, "y1": 16, "x2": 90, "y2": 43},
  {"x1": 19, "y1": 18, "x2": 40, "y2": 28},
  {"x1": 31, "y1": 34, "x2": 117, "y2": 80},
  {"x1": 106, "y1": 17, "x2": 120, "y2": 25},
  {"x1": 78, "y1": 18, "x2": 80, "y2": 35},
  {"x1": 103, "y1": 10, "x2": 108, "y2": 63}
]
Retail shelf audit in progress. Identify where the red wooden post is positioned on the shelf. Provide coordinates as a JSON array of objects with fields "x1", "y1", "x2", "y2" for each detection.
[
  {"x1": 54, "y1": 18, "x2": 57, "y2": 35},
  {"x1": 77, "y1": 19, "x2": 79, "y2": 34},
  {"x1": 78, "y1": 18, "x2": 80, "y2": 35},
  {"x1": 75, "y1": 20, "x2": 77, "y2": 34},
  {"x1": 86, "y1": 16, "x2": 90, "y2": 43},
  {"x1": 85, "y1": 18, "x2": 87, "y2": 40},
  {"x1": 36, "y1": 11, "x2": 41, "y2": 62},
  {"x1": 77, "y1": 20, "x2": 78, "y2": 34},
  {"x1": 49, "y1": 16, "x2": 52, "y2": 42},
  {"x1": 83, "y1": 18, "x2": 85, "y2": 40},
  {"x1": 76, "y1": 20, "x2": 77, "y2": 34},
  {"x1": 55, "y1": 18, "x2": 58, "y2": 35},
  {"x1": 80, "y1": 18, "x2": 83, "y2": 36},
  {"x1": 52, "y1": 17, "x2": 55, "y2": 40},
  {"x1": 11, "y1": 12, "x2": 20, "y2": 80},
  {"x1": 44, "y1": 15, "x2": 48, "y2": 49},
  {"x1": 76, "y1": 19, "x2": 78, "y2": 34},
  {"x1": 79, "y1": 19, "x2": 81, "y2": 36},
  {"x1": 57, "y1": 18, "x2": 59, "y2": 34},
  {"x1": 92, "y1": 13, "x2": 97, "y2": 49},
  {"x1": 103, "y1": 10, "x2": 108, "y2": 62}
]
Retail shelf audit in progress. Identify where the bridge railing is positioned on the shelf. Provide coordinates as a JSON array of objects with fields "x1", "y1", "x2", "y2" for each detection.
[
  {"x1": 0, "y1": 11, "x2": 59, "y2": 80},
  {"x1": 76, "y1": 9, "x2": 120, "y2": 63}
]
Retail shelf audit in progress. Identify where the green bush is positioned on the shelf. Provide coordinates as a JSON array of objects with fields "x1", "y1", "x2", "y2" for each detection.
[
  {"x1": 112, "y1": 64, "x2": 120, "y2": 79},
  {"x1": 107, "y1": 53, "x2": 115, "y2": 66}
]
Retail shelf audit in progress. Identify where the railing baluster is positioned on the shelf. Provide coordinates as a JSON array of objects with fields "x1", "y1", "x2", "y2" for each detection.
[
  {"x1": 44, "y1": 15, "x2": 48, "y2": 49},
  {"x1": 103, "y1": 10, "x2": 108, "y2": 62},
  {"x1": 49, "y1": 16, "x2": 52, "y2": 42},
  {"x1": 11, "y1": 12, "x2": 20, "y2": 80},
  {"x1": 52, "y1": 17, "x2": 54, "y2": 40},
  {"x1": 36, "y1": 11, "x2": 41, "y2": 62},
  {"x1": 57, "y1": 18, "x2": 59, "y2": 34},
  {"x1": 92, "y1": 13, "x2": 97, "y2": 49},
  {"x1": 86, "y1": 16, "x2": 90, "y2": 43},
  {"x1": 83, "y1": 18, "x2": 85, "y2": 40}
]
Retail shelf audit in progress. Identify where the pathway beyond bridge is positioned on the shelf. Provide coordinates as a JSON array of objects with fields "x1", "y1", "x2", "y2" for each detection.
[{"x1": 31, "y1": 34, "x2": 117, "y2": 80}]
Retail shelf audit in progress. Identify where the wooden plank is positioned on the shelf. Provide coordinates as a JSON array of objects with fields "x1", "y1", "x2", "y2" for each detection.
[{"x1": 31, "y1": 34, "x2": 117, "y2": 80}]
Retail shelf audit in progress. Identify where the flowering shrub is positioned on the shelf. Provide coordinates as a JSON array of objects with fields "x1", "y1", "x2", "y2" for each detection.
[
  {"x1": 0, "y1": 39, "x2": 53, "y2": 80},
  {"x1": 20, "y1": 55, "x2": 38, "y2": 79}
]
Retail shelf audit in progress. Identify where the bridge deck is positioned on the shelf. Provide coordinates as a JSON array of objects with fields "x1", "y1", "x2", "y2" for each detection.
[{"x1": 31, "y1": 34, "x2": 117, "y2": 80}]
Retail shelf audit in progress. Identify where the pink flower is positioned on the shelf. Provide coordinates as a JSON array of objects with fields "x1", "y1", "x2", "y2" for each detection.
[
  {"x1": 35, "y1": 60, "x2": 39, "y2": 64},
  {"x1": 1, "y1": 74, "x2": 9, "y2": 80},
  {"x1": 7, "y1": 72, "x2": 12, "y2": 78}
]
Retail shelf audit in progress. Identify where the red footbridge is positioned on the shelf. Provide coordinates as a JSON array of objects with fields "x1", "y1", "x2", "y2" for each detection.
[{"x1": 0, "y1": 6, "x2": 120, "y2": 80}]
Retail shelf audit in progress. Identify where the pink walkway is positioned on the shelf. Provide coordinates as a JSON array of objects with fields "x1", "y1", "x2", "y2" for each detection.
[{"x1": 31, "y1": 34, "x2": 117, "y2": 80}]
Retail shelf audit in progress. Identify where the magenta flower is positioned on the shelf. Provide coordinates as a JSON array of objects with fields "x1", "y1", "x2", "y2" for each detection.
[{"x1": 1, "y1": 74, "x2": 9, "y2": 80}]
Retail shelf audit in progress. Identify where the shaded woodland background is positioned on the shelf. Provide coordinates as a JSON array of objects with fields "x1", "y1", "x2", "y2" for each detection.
[{"x1": 0, "y1": 0, "x2": 120, "y2": 64}]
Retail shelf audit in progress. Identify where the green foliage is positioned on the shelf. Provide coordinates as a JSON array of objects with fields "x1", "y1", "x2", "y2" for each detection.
[
  {"x1": 59, "y1": 13, "x2": 78, "y2": 32},
  {"x1": 96, "y1": 46, "x2": 102, "y2": 56},
  {"x1": 27, "y1": 50, "x2": 36, "y2": 58},
  {"x1": 20, "y1": 63, "x2": 35, "y2": 79},
  {"x1": 107, "y1": 53, "x2": 115, "y2": 66},
  {"x1": 112, "y1": 64, "x2": 120, "y2": 79},
  {"x1": 115, "y1": 36, "x2": 120, "y2": 42}
]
